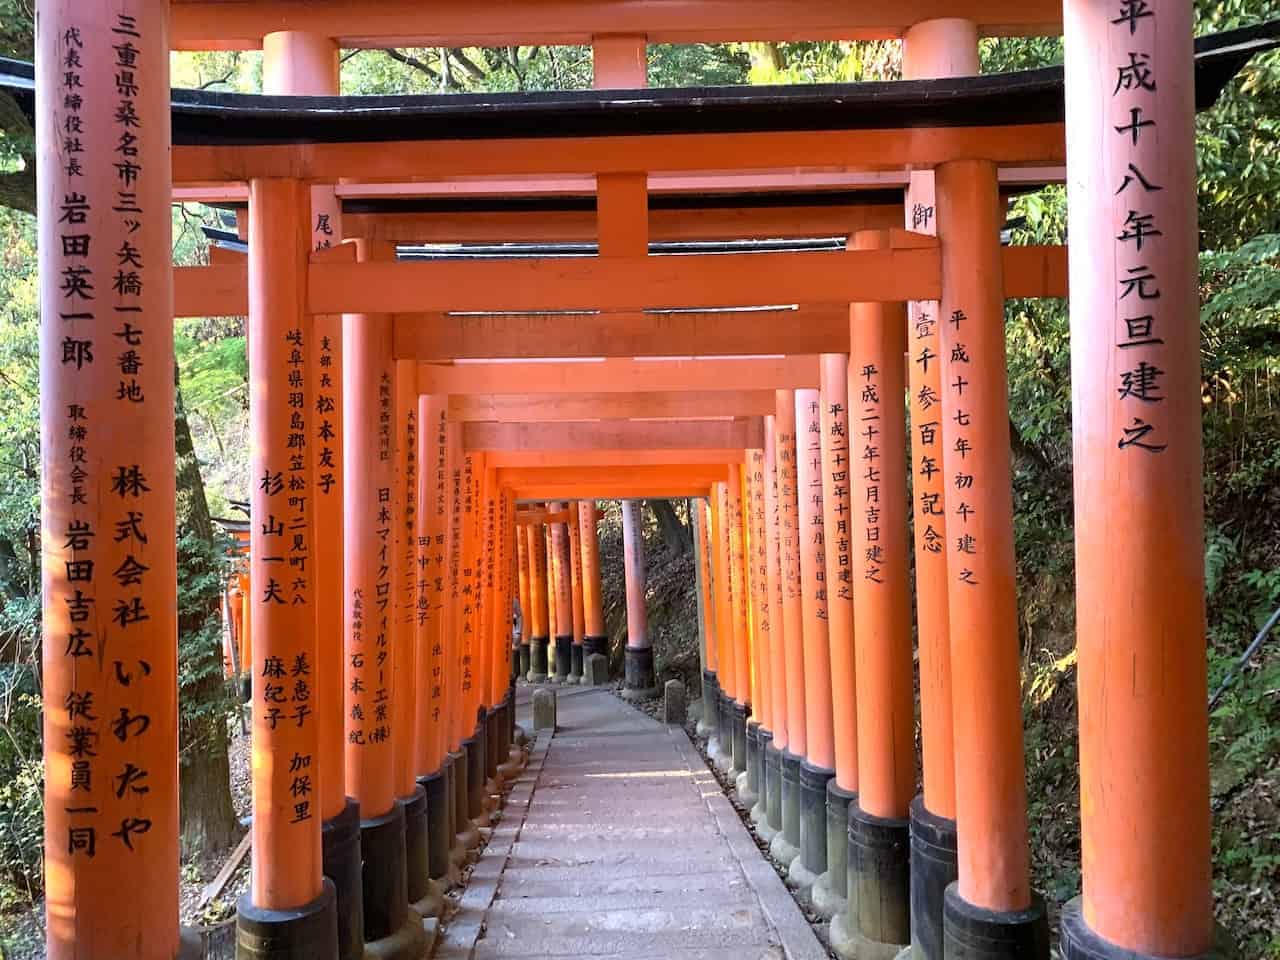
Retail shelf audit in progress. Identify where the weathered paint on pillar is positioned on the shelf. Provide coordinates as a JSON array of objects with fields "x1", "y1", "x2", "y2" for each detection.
[
  {"x1": 1064, "y1": 3, "x2": 1212, "y2": 953},
  {"x1": 796, "y1": 391, "x2": 834, "y2": 770},
  {"x1": 764, "y1": 417, "x2": 788, "y2": 750},
  {"x1": 936, "y1": 160, "x2": 1032, "y2": 912},
  {"x1": 392, "y1": 358, "x2": 418, "y2": 798},
  {"x1": 579, "y1": 501, "x2": 606, "y2": 639},
  {"x1": 568, "y1": 503, "x2": 586, "y2": 648},
  {"x1": 849, "y1": 235, "x2": 915, "y2": 820},
  {"x1": 819, "y1": 355, "x2": 858, "y2": 792},
  {"x1": 902, "y1": 12, "x2": 973, "y2": 830},
  {"x1": 621, "y1": 500, "x2": 650, "y2": 649},
  {"x1": 343, "y1": 240, "x2": 397, "y2": 821},
  {"x1": 711, "y1": 482, "x2": 736, "y2": 702},
  {"x1": 746, "y1": 450, "x2": 770, "y2": 727},
  {"x1": 727, "y1": 468, "x2": 751, "y2": 703},
  {"x1": 416, "y1": 395, "x2": 448, "y2": 777},
  {"x1": 775, "y1": 392, "x2": 807, "y2": 757},
  {"x1": 38, "y1": 1, "x2": 180, "y2": 950}
]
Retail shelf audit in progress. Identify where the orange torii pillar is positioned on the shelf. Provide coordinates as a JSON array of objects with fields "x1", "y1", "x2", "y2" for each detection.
[
  {"x1": 444, "y1": 423, "x2": 481, "y2": 861},
  {"x1": 394, "y1": 359, "x2": 436, "y2": 921},
  {"x1": 709, "y1": 481, "x2": 737, "y2": 769},
  {"x1": 416, "y1": 394, "x2": 459, "y2": 896},
  {"x1": 37, "y1": 2, "x2": 188, "y2": 955},
  {"x1": 1062, "y1": 7, "x2": 1213, "y2": 960},
  {"x1": 342, "y1": 241, "x2": 426, "y2": 958},
  {"x1": 579, "y1": 501, "x2": 610, "y2": 664},
  {"x1": 550, "y1": 504, "x2": 574, "y2": 683},
  {"x1": 621, "y1": 500, "x2": 659, "y2": 699},
  {"x1": 262, "y1": 30, "x2": 362, "y2": 958},
  {"x1": 936, "y1": 158, "x2": 1048, "y2": 948},
  {"x1": 460, "y1": 455, "x2": 488, "y2": 830},
  {"x1": 792, "y1": 391, "x2": 836, "y2": 897},
  {"x1": 899, "y1": 19, "x2": 970, "y2": 960},
  {"x1": 515, "y1": 521, "x2": 533, "y2": 678},
  {"x1": 526, "y1": 522, "x2": 551, "y2": 682},
  {"x1": 759, "y1": 416, "x2": 790, "y2": 844},
  {"x1": 833, "y1": 232, "x2": 916, "y2": 960},
  {"x1": 726, "y1": 467, "x2": 751, "y2": 773},
  {"x1": 567, "y1": 502, "x2": 587, "y2": 683},
  {"x1": 741, "y1": 451, "x2": 771, "y2": 814},
  {"x1": 694, "y1": 497, "x2": 720, "y2": 737},
  {"x1": 771, "y1": 391, "x2": 807, "y2": 867},
  {"x1": 812, "y1": 353, "x2": 857, "y2": 921},
  {"x1": 544, "y1": 517, "x2": 558, "y2": 666}
]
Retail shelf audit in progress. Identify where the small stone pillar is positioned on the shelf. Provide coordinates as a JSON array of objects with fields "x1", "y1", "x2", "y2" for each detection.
[
  {"x1": 532, "y1": 688, "x2": 557, "y2": 731},
  {"x1": 662, "y1": 680, "x2": 687, "y2": 725},
  {"x1": 584, "y1": 653, "x2": 610, "y2": 687}
]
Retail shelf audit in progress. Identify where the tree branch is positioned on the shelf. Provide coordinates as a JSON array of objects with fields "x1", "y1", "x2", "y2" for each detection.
[
  {"x1": 383, "y1": 48, "x2": 441, "y2": 83},
  {"x1": 449, "y1": 48, "x2": 488, "y2": 82}
]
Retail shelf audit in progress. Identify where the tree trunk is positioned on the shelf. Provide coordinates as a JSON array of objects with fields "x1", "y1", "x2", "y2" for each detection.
[
  {"x1": 175, "y1": 365, "x2": 239, "y2": 860},
  {"x1": 648, "y1": 499, "x2": 691, "y2": 556}
]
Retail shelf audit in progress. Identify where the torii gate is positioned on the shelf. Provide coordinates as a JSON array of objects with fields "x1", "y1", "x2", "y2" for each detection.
[{"x1": 21, "y1": 2, "x2": 1276, "y2": 959}]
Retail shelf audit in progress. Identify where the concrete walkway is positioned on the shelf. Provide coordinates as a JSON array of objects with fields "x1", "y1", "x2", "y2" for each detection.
[{"x1": 436, "y1": 684, "x2": 826, "y2": 960}]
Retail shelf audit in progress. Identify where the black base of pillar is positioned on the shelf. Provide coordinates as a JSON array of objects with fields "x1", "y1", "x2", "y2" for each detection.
[
  {"x1": 756, "y1": 728, "x2": 773, "y2": 812},
  {"x1": 236, "y1": 878, "x2": 338, "y2": 960},
  {"x1": 583, "y1": 634, "x2": 609, "y2": 658},
  {"x1": 622, "y1": 645, "x2": 658, "y2": 698},
  {"x1": 765, "y1": 741, "x2": 784, "y2": 832},
  {"x1": 826, "y1": 780, "x2": 856, "y2": 901},
  {"x1": 718, "y1": 691, "x2": 735, "y2": 757},
  {"x1": 360, "y1": 803, "x2": 426, "y2": 959},
  {"x1": 731, "y1": 702, "x2": 748, "y2": 774},
  {"x1": 485, "y1": 706, "x2": 502, "y2": 781},
  {"x1": 849, "y1": 804, "x2": 911, "y2": 951},
  {"x1": 553, "y1": 635, "x2": 573, "y2": 681},
  {"x1": 418, "y1": 770, "x2": 451, "y2": 882},
  {"x1": 910, "y1": 794, "x2": 958, "y2": 960},
  {"x1": 449, "y1": 750, "x2": 468, "y2": 845},
  {"x1": 570, "y1": 644, "x2": 584, "y2": 681},
  {"x1": 528, "y1": 637, "x2": 549, "y2": 682},
  {"x1": 745, "y1": 721, "x2": 762, "y2": 796},
  {"x1": 464, "y1": 731, "x2": 484, "y2": 821},
  {"x1": 518, "y1": 643, "x2": 531, "y2": 679},
  {"x1": 1060, "y1": 897, "x2": 1202, "y2": 960},
  {"x1": 944, "y1": 883, "x2": 1049, "y2": 960},
  {"x1": 399, "y1": 787, "x2": 429, "y2": 906},
  {"x1": 321, "y1": 798, "x2": 363, "y2": 960},
  {"x1": 781, "y1": 749, "x2": 803, "y2": 848},
  {"x1": 799, "y1": 761, "x2": 835, "y2": 876},
  {"x1": 701, "y1": 670, "x2": 720, "y2": 738}
]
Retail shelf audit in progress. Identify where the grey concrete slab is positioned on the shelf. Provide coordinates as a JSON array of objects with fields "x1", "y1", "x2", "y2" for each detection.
[{"x1": 443, "y1": 686, "x2": 827, "y2": 960}]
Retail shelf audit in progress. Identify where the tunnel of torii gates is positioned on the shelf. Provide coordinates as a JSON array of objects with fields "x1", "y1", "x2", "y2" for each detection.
[{"x1": 10, "y1": 1, "x2": 1279, "y2": 958}]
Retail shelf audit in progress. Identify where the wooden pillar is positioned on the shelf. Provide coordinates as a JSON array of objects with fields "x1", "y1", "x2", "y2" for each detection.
[
  {"x1": 727, "y1": 468, "x2": 751, "y2": 710},
  {"x1": 899, "y1": 21, "x2": 974, "y2": 960},
  {"x1": 775, "y1": 393, "x2": 806, "y2": 759},
  {"x1": 764, "y1": 416, "x2": 788, "y2": 752},
  {"x1": 37, "y1": 2, "x2": 184, "y2": 954},
  {"x1": 516, "y1": 522, "x2": 533, "y2": 676},
  {"x1": 621, "y1": 500, "x2": 657, "y2": 698},
  {"x1": 392, "y1": 359, "x2": 419, "y2": 801},
  {"x1": 567, "y1": 503, "x2": 587, "y2": 682},
  {"x1": 527, "y1": 523, "x2": 550, "y2": 681},
  {"x1": 1062, "y1": 4, "x2": 1212, "y2": 956},
  {"x1": 579, "y1": 501, "x2": 608, "y2": 658},
  {"x1": 936, "y1": 157, "x2": 1046, "y2": 947},
  {"x1": 550, "y1": 504, "x2": 574, "y2": 681},
  {"x1": 343, "y1": 240, "x2": 422, "y2": 951},
  {"x1": 746, "y1": 450, "x2": 771, "y2": 736},
  {"x1": 712, "y1": 483, "x2": 736, "y2": 705},
  {"x1": 416, "y1": 396, "x2": 448, "y2": 777}
]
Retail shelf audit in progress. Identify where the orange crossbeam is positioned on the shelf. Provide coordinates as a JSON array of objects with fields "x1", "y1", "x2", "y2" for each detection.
[
  {"x1": 449, "y1": 391, "x2": 776, "y2": 422},
  {"x1": 464, "y1": 419, "x2": 764, "y2": 452}
]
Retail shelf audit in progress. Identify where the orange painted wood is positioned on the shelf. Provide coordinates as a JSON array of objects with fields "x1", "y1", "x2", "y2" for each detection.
[
  {"x1": 567, "y1": 503, "x2": 586, "y2": 645},
  {"x1": 38, "y1": 2, "x2": 181, "y2": 951},
  {"x1": 449, "y1": 391, "x2": 777, "y2": 423},
  {"x1": 820, "y1": 354, "x2": 859, "y2": 791},
  {"x1": 171, "y1": 246, "x2": 1066, "y2": 320},
  {"x1": 515, "y1": 518, "x2": 533, "y2": 645},
  {"x1": 936, "y1": 160, "x2": 1031, "y2": 912},
  {"x1": 578, "y1": 501, "x2": 606, "y2": 638},
  {"x1": 795, "y1": 389, "x2": 834, "y2": 771},
  {"x1": 526, "y1": 524, "x2": 549, "y2": 643},
  {"x1": 763, "y1": 416, "x2": 788, "y2": 748},
  {"x1": 169, "y1": 0, "x2": 1062, "y2": 50},
  {"x1": 417, "y1": 395, "x2": 449, "y2": 776},
  {"x1": 745, "y1": 451, "x2": 769, "y2": 726},
  {"x1": 487, "y1": 450, "x2": 746, "y2": 468},
  {"x1": 511, "y1": 483, "x2": 714, "y2": 499},
  {"x1": 710, "y1": 482, "x2": 735, "y2": 702},
  {"x1": 173, "y1": 125, "x2": 1066, "y2": 189},
  {"x1": 1064, "y1": 2, "x2": 1212, "y2": 950},
  {"x1": 849, "y1": 234, "x2": 915, "y2": 821},
  {"x1": 419, "y1": 357, "x2": 819, "y2": 395},
  {"x1": 392, "y1": 358, "x2": 419, "y2": 797},
  {"x1": 463, "y1": 419, "x2": 764, "y2": 452},
  {"x1": 774, "y1": 391, "x2": 806, "y2": 757},
  {"x1": 727, "y1": 466, "x2": 751, "y2": 703},
  {"x1": 393, "y1": 306, "x2": 852, "y2": 361},
  {"x1": 696, "y1": 499, "x2": 718, "y2": 675}
]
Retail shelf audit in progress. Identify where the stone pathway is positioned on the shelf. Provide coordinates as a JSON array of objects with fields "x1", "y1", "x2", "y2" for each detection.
[{"x1": 436, "y1": 684, "x2": 826, "y2": 960}]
